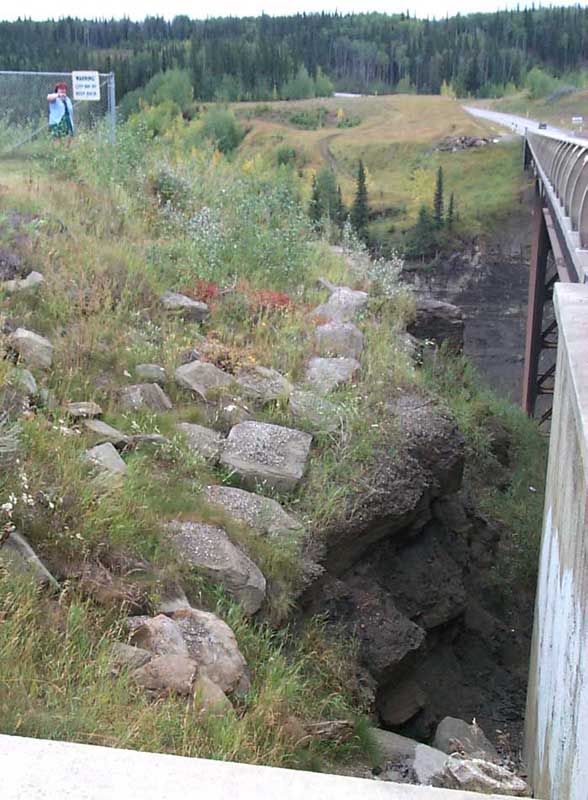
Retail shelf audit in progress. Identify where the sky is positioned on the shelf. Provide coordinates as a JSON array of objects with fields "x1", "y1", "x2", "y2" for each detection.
[{"x1": 1, "y1": 0, "x2": 586, "y2": 22}]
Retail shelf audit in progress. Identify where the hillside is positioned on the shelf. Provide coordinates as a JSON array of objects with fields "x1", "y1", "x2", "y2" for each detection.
[
  {"x1": 478, "y1": 87, "x2": 588, "y2": 131},
  {"x1": 0, "y1": 111, "x2": 544, "y2": 785},
  {"x1": 235, "y1": 94, "x2": 527, "y2": 250}
]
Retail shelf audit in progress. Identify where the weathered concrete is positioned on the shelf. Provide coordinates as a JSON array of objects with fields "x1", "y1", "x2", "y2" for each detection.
[
  {"x1": 0, "y1": 734, "x2": 521, "y2": 799},
  {"x1": 524, "y1": 283, "x2": 588, "y2": 800}
]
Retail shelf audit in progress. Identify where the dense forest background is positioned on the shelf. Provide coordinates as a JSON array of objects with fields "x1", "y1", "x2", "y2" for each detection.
[{"x1": 1, "y1": 7, "x2": 588, "y2": 100}]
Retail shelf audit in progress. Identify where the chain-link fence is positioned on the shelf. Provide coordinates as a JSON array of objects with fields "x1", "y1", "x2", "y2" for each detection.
[{"x1": 0, "y1": 70, "x2": 116, "y2": 155}]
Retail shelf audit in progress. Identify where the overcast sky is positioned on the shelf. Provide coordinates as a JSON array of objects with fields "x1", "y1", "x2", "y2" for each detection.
[{"x1": 1, "y1": 0, "x2": 585, "y2": 23}]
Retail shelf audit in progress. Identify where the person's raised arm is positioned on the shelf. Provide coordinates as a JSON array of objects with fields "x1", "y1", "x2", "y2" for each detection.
[{"x1": 47, "y1": 92, "x2": 58, "y2": 102}]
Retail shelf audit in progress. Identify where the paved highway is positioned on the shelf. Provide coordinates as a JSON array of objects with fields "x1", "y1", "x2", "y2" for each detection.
[{"x1": 463, "y1": 105, "x2": 574, "y2": 138}]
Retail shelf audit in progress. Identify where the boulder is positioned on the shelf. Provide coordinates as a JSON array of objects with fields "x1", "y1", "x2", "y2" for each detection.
[
  {"x1": 66, "y1": 401, "x2": 102, "y2": 419},
  {"x1": 110, "y1": 642, "x2": 152, "y2": 675},
  {"x1": 161, "y1": 292, "x2": 209, "y2": 322},
  {"x1": 193, "y1": 674, "x2": 233, "y2": 715},
  {"x1": 434, "y1": 758, "x2": 531, "y2": 796},
  {"x1": 117, "y1": 383, "x2": 173, "y2": 412},
  {"x1": 9, "y1": 328, "x2": 53, "y2": 370},
  {"x1": 204, "y1": 485, "x2": 303, "y2": 538},
  {"x1": 2, "y1": 270, "x2": 44, "y2": 294},
  {"x1": 377, "y1": 678, "x2": 427, "y2": 727},
  {"x1": 176, "y1": 422, "x2": 224, "y2": 463},
  {"x1": 216, "y1": 401, "x2": 253, "y2": 429},
  {"x1": 135, "y1": 364, "x2": 167, "y2": 385},
  {"x1": 289, "y1": 389, "x2": 342, "y2": 434},
  {"x1": 166, "y1": 521, "x2": 266, "y2": 615},
  {"x1": 371, "y1": 729, "x2": 453, "y2": 786},
  {"x1": 86, "y1": 443, "x2": 128, "y2": 479},
  {"x1": 155, "y1": 585, "x2": 191, "y2": 615},
  {"x1": 407, "y1": 298, "x2": 464, "y2": 351},
  {"x1": 433, "y1": 717, "x2": 499, "y2": 762},
  {"x1": 315, "y1": 321, "x2": 364, "y2": 360},
  {"x1": 0, "y1": 531, "x2": 58, "y2": 588},
  {"x1": 175, "y1": 360, "x2": 234, "y2": 401},
  {"x1": 132, "y1": 654, "x2": 198, "y2": 696},
  {"x1": 234, "y1": 365, "x2": 292, "y2": 404},
  {"x1": 220, "y1": 420, "x2": 312, "y2": 493},
  {"x1": 305, "y1": 356, "x2": 360, "y2": 395},
  {"x1": 83, "y1": 419, "x2": 129, "y2": 448},
  {"x1": 314, "y1": 286, "x2": 368, "y2": 323},
  {"x1": 126, "y1": 433, "x2": 169, "y2": 448},
  {"x1": 171, "y1": 607, "x2": 249, "y2": 694},
  {"x1": 9, "y1": 368, "x2": 37, "y2": 397},
  {"x1": 127, "y1": 614, "x2": 189, "y2": 657}
]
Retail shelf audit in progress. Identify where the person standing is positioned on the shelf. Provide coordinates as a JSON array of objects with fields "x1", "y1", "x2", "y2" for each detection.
[{"x1": 47, "y1": 82, "x2": 74, "y2": 143}]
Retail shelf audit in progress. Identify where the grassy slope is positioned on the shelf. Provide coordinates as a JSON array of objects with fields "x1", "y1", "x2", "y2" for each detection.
[
  {"x1": 235, "y1": 94, "x2": 526, "y2": 247},
  {"x1": 0, "y1": 119, "x2": 545, "y2": 768}
]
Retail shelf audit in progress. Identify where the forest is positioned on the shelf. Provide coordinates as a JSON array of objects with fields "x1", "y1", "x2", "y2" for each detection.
[{"x1": 2, "y1": 6, "x2": 588, "y2": 100}]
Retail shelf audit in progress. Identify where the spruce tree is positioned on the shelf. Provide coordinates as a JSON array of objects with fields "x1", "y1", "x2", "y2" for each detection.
[
  {"x1": 351, "y1": 159, "x2": 369, "y2": 242},
  {"x1": 335, "y1": 185, "x2": 347, "y2": 228},
  {"x1": 433, "y1": 166, "x2": 444, "y2": 228},
  {"x1": 447, "y1": 192, "x2": 455, "y2": 230},
  {"x1": 308, "y1": 174, "x2": 324, "y2": 227}
]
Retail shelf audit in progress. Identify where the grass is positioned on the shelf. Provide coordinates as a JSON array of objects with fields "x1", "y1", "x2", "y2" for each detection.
[
  {"x1": 477, "y1": 88, "x2": 588, "y2": 131},
  {"x1": 233, "y1": 94, "x2": 527, "y2": 248},
  {"x1": 0, "y1": 114, "x2": 545, "y2": 771}
]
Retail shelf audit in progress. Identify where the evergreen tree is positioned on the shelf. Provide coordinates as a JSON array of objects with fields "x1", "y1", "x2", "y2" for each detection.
[
  {"x1": 351, "y1": 160, "x2": 369, "y2": 242},
  {"x1": 308, "y1": 174, "x2": 324, "y2": 227},
  {"x1": 447, "y1": 192, "x2": 455, "y2": 230},
  {"x1": 433, "y1": 166, "x2": 444, "y2": 228},
  {"x1": 335, "y1": 185, "x2": 347, "y2": 228},
  {"x1": 406, "y1": 204, "x2": 437, "y2": 258}
]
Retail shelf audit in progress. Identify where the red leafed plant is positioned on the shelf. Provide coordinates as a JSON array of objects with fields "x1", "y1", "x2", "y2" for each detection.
[
  {"x1": 250, "y1": 289, "x2": 293, "y2": 312},
  {"x1": 186, "y1": 279, "x2": 220, "y2": 303}
]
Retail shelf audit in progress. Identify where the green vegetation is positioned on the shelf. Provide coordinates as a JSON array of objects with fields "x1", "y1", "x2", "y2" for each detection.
[{"x1": 350, "y1": 160, "x2": 369, "y2": 244}]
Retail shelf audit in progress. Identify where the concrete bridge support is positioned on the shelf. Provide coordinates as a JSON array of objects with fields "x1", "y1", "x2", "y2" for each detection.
[{"x1": 524, "y1": 283, "x2": 588, "y2": 800}]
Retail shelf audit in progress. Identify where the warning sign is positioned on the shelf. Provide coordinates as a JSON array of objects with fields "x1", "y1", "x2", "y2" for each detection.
[{"x1": 72, "y1": 71, "x2": 101, "y2": 101}]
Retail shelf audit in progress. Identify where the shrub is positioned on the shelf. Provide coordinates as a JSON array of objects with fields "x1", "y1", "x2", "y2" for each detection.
[{"x1": 200, "y1": 108, "x2": 245, "y2": 153}]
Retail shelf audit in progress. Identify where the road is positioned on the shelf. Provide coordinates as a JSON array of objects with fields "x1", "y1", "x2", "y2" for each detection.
[{"x1": 463, "y1": 105, "x2": 574, "y2": 138}]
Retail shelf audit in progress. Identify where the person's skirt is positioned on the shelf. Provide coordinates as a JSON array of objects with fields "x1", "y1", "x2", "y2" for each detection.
[{"x1": 49, "y1": 115, "x2": 74, "y2": 139}]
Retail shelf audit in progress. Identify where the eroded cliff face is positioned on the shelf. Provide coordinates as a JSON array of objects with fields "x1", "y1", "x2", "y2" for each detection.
[{"x1": 303, "y1": 392, "x2": 532, "y2": 749}]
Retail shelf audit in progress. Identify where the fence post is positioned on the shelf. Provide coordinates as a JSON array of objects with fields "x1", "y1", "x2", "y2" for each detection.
[{"x1": 107, "y1": 72, "x2": 116, "y2": 145}]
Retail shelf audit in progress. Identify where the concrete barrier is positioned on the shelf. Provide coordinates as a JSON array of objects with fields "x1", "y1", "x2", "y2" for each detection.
[
  {"x1": 0, "y1": 734, "x2": 518, "y2": 800},
  {"x1": 525, "y1": 283, "x2": 588, "y2": 800}
]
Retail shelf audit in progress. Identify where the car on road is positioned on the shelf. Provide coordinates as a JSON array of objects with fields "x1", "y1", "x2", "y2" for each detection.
[{"x1": 538, "y1": 121, "x2": 547, "y2": 129}]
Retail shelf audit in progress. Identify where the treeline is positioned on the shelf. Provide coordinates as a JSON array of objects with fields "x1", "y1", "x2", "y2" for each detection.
[{"x1": 2, "y1": 7, "x2": 588, "y2": 100}]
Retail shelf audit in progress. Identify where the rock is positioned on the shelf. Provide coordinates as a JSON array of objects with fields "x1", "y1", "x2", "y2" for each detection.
[
  {"x1": 135, "y1": 364, "x2": 167, "y2": 385},
  {"x1": 83, "y1": 419, "x2": 129, "y2": 448},
  {"x1": 171, "y1": 607, "x2": 249, "y2": 694},
  {"x1": 126, "y1": 433, "x2": 169, "y2": 448},
  {"x1": 407, "y1": 298, "x2": 464, "y2": 351},
  {"x1": 175, "y1": 360, "x2": 234, "y2": 401},
  {"x1": 161, "y1": 292, "x2": 209, "y2": 322},
  {"x1": 371, "y1": 729, "x2": 453, "y2": 785},
  {"x1": 78, "y1": 563, "x2": 146, "y2": 611},
  {"x1": 176, "y1": 422, "x2": 224, "y2": 463},
  {"x1": 110, "y1": 642, "x2": 152, "y2": 675},
  {"x1": 433, "y1": 717, "x2": 499, "y2": 762},
  {"x1": 234, "y1": 365, "x2": 292, "y2": 404},
  {"x1": 315, "y1": 321, "x2": 364, "y2": 360},
  {"x1": 2, "y1": 270, "x2": 44, "y2": 294},
  {"x1": 377, "y1": 678, "x2": 427, "y2": 727},
  {"x1": 179, "y1": 348, "x2": 201, "y2": 365},
  {"x1": 289, "y1": 389, "x2": 342, "y2": 434},
  {"x1": 127, "y1": 614, "x2": 189, "y2": 657},
  {"x1": 66, "y1": 401, "x2": 102, "y2": 419},
  {"x1": 8, "y1": 328, "x2": 53, "y2": 370},
  {"x1": 193, "y1": 674, "x2": 233, "y2": 715},
  {"x1": 314, "y1": 286, "x2": 368, "y2": 323},
  {"x1": 204, "y1": 485, "x2": 303, "y2": 538},
  {"x1": 117, "y1": 383, "x2": 173, "y2": 412},
  {"x1": 132, "y1": 653, "x2": 198, "y2": 696},
  {"x1": 216, "y1": 401, "x2": 253, "y2": 429},
  {"x1": 155, "y1": 586, "x2": 191, "y2": 615},
  {"x1": 166, "y1": 521, "x2": 266, "y2": 615},
  {"x1": 305, "y1": 356, "x2": 360, "y2": 395},
  {"x1": 0, "y1": 531, "x2": 59, "y2": 588},
  {"x1": 220, "y1": 420, "x2": 312, "y2": 493},
  {"x1": 9, "y1": 368, "x2": 37, "y2": 397},
  {"x1": 434, "y1": 758, "x2": 531, "y2": 796},
  {"x1": 86, "y1": 442, "x2": 128, "y2": 479}
]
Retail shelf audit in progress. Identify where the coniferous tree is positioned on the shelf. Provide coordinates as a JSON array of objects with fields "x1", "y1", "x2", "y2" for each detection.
[
  {"x1": 308, "y1": 174, "x2": 324, "y2": 227},
  {"x1": 335, "y1": 185, "x2": 347, "y2": 228},
  {"x1": 351, "y1": 160, "x2": 369, "y2": 242},
  {"x1": 433, "y1": 166, "x2": 444, "y2": 228},
  {"x1": 447, "y1": 192, "x2": 455, "y2": 230},
  {"x1": 406, "y1": 204, "x2": 437, "y2": 258}
]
